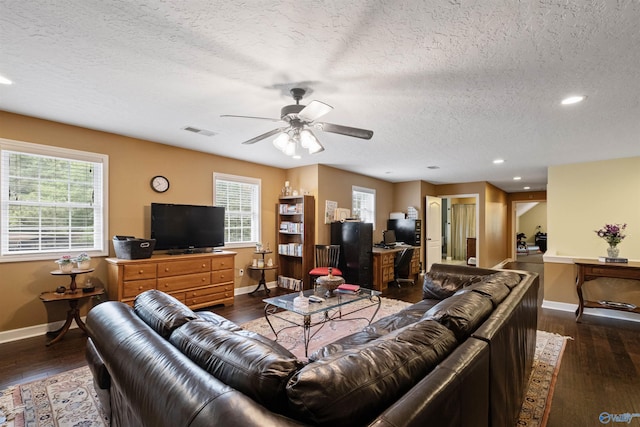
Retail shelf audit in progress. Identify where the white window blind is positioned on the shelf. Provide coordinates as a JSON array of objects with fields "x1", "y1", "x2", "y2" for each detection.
[
  {"x1": 213, "y1": 173, "x2": 261, "y2": 246},
  {"x1": 0, "y1": 138, "x2": 108, "y2": 261},
  {"x1": 352, "y1": 185, "x2": 376, "y2": 226}
]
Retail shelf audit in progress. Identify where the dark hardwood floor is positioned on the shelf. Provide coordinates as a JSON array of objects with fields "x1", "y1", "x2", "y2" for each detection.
[{"x1": 1, "y1": 261, "x2": 638, "y2": 427}]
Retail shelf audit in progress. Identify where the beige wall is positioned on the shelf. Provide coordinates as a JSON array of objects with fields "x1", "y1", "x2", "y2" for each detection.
[
  {"x1": 544, "y1": 157, "x2": 640, "y2": 309},
  {"x1": 0, "y1": 111, "x2": 286, "y2": 332},
  {"x1": 315, "y1": 165, "x2": 394, "y2": 244}
]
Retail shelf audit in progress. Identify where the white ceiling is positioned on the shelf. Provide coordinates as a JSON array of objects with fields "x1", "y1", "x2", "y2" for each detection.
[{"x1": 1, "y1": 1, "x2": 639, "y2": 193}]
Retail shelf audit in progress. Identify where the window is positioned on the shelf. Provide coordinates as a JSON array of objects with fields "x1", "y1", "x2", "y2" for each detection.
[
  {"x1": 213, "y1": 173, "x2": 261, "y2": 247},
  {"x1": 0, "y1": 138, "x2": 109, "y2": 262},
  {"x1": 352, "y1": 185, "x2": 376, "y2": 226}
]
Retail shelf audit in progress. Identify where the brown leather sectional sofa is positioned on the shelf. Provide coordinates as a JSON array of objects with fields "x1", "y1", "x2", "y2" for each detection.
[{"x1": 85, "y1": 263, "x2": 538, "y2": 427}]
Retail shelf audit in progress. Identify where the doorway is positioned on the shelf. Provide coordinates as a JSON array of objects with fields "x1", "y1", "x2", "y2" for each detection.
[
  {"x1": 430, "y1": 194, "x2": 479, "y2": 267},
  {"x1": 512, "y1": 200, "x2": 547, "y2": 262}
]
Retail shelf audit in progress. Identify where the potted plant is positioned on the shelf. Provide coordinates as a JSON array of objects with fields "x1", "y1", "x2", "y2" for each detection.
[
  {"x1": 74, "y1": 252, "x2": 91, "y2": 269},
  {"x1": 55, "y1": 255, "x2": 74, "y2": 272}
]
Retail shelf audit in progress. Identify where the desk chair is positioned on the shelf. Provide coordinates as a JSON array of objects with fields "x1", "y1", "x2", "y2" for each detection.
[
  {"x1": 392, "y1": 247, "x2": 415, "y2": 288},
  {"x1": 309, "y1": 245, "x2": 342, "y2": 287}
]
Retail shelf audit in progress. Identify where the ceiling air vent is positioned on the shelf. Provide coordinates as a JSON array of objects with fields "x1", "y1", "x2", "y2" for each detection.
[{"x1": 182, "y1": 126, "x2": 217, "y2": 137}]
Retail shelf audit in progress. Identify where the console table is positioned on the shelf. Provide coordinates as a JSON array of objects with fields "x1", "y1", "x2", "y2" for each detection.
[{"x1": 574, "y1": 258, "x2": 640, "y2": 322}]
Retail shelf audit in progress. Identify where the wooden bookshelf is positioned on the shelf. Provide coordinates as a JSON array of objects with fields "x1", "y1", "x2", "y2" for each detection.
[{"x1": 276, "y1": 195, "x2": 315, "y2": 291}]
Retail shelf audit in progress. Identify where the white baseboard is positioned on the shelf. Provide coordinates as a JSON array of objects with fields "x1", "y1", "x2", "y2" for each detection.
[
  {"x1": 235, "y1": 280, "x2": 277, "y2": 295},
  {"x1": 542, "y1": 299, "x2": 640, "y2": 323},
  {"x1": 0, "y1": 317, "x2": 86, "y2": 344},
  {"x1": 0, "y1": 282, "x2": 280, "y2": 344}
]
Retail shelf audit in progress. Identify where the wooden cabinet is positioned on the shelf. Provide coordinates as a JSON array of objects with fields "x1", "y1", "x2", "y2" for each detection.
[
  {"x1": 106, "y1": 251, "x2": 236, "y2": 309},
  {"x1": 466, "y1": 238, "x2": 476, "y2": 265},
  {"x1": 372, "y1": 246, "x2": 421, "y2": 291},
  {"x1": 409, "y1": 249, "x2": 420, "y2": 276},
  {"x1": 276, "y1": 195, "x2": 315, "y2": 290},
  {"x1": 373, "y1": 249, "x2": 396, "y2": 291}
]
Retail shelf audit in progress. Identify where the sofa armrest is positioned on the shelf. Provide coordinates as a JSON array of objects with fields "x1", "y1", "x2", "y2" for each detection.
[{"x1": 368, "y1": 338, "x2": 490, "y2": 427}]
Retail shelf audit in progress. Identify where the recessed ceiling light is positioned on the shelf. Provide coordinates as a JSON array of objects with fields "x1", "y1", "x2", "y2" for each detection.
[
  {"x1": 493, "y1": 159, "x2": 505, "y2": 164},
  {"x1": 292, "y1": 155, "x2": 301, "y2": 160},
  {"x1": 0, "y1": 74, "x2": 13, "y2": 85},
  {"x1": 513, "y1": 176, "x2": 522, "y2": 181},
  {"x1": 523, "y1": 186, "x2": 531, "y2": 190},
  {"x1": 561, "y1": 95, "x2": 586, "y2": 105}
]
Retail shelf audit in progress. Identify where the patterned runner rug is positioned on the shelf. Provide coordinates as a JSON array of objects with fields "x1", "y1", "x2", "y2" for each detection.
[{"x1": 0, "y1": 305, "x2": 567, "y2": 427}]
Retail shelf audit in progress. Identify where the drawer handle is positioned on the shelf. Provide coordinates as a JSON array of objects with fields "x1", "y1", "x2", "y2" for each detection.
[
  {"x1": 165, "y1": 267, "x2": 170, "y2": 272},
  {"x1": 163, "y1": 283, "x2": 168, "y2": 288},
  {"x1": 192, "y1": 300, "x2": 196, "y2": 304},
  {"x1": 202, "y1": 263, "x2": 206, "y2": 268},
  {"x1": 220, "y1": 274, "x2": 225, "y2": 279},
  {"x1": 138, "y1": 269, "x2": 144, "y2": 274},
  {"x1": 138, "y1": 286, "x2": 143, "y2": 290},
  {"x1": 201, "y1": 277, "x2": 206, "y2": 282},
  {"x1": 191, "y1": 292, "x2": 197, "y2": 297}
]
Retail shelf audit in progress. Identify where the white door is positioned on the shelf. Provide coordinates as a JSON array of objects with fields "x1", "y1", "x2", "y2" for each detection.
[{"x1": 425, "y1": 196, "x2": 442, "y2": 272}]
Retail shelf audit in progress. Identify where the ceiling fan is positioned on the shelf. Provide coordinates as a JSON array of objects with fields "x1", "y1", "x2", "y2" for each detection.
[{"x1": 221, "y1": 88, "x2": 374, "y2": 157}]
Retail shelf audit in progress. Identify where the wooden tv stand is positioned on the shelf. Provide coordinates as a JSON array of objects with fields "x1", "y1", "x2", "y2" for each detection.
[{"x1": 105, "y1": 251, "x2": 236, "y2": 309}]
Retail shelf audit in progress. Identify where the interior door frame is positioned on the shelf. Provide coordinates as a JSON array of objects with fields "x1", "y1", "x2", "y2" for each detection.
[
  {"x1": 438, "y1": 193, "x2": 480, "y2": 266},
  {"x1": 510, "y1": 198, "x2": 547, "y2": 260}
]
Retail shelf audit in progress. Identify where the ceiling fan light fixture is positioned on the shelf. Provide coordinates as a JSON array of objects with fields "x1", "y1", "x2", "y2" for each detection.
[
  {"x1": 284, "y1": 140, "x2": 297, "y2": 157},
  {"x1": 299, "y1": 129, "x2": 324, "y2": 153},
  {"x1": 273, "y1": 133, "x2": 290, "y2": 151}
]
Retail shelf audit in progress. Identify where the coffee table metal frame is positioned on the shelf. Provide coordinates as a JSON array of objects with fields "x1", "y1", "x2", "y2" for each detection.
[{"x1": 263, "y1": 288, "x2": 382, "y2": 357}]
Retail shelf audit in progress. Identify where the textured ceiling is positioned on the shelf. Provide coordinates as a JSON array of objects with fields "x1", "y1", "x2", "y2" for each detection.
[{"x1": 1, "y1": 1, "x2": 639, "y2": 192}]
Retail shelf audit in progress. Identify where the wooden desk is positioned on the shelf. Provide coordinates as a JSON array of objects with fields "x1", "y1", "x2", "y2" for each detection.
[
  {"x1": 574, "y1": 258, "x2": 640, "y2": 322},
  {"x1": 372, "y1": 246, "x2": 420, "y2": 291},
  {"x1": 39, "y1": 287, "x2": 105, "y2": 346}
]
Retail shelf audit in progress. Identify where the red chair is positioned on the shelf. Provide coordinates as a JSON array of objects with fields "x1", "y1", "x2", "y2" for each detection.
[{"x1": 309, "y1": 245, "x2": 342, "y2": 287}]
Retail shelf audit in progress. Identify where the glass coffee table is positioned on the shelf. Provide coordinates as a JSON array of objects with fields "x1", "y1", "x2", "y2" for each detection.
[{"x1": 263, "y1": 288, "x2": 382, "y2": 357}]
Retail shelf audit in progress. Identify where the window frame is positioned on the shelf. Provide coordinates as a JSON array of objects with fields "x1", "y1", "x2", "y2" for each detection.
[
  {"x1": 0, "y1": 138, "x2": 109, "y2": 263},
  {"x1": 213, "y1": 172, "x2": 261, "y2": 249},
  {"x1": 352, "y1": 185, "x2": 376, "y2": 228}
]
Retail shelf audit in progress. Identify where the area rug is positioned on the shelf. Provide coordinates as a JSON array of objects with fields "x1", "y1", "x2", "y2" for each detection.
[
  {"x1": 516, "y1": 330, "x2": 570, "y2": 427},
  {"x1": 241, "y1": 296, "x2": 412, "y2": 360},
  {"x1": 0, "y1": 366, "x2": 108, "y2": 427}
]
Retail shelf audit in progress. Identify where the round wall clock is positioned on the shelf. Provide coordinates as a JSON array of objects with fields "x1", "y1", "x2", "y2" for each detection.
[{"x1": 150, "y1": 175, "x2": 170, "y2": 193}]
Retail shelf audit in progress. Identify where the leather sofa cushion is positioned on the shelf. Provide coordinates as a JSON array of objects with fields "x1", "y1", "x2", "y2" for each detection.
[
  {"x1": 422, "y1": 270, "x2": 482, "y2": 300},
  {"x1": 169, "y1": 319, "x2": 303, "y2": 412},
  {"x1": 455, "y1": 281, "x2": 511, "y2": 307},
  {"x1": 134, "y1": 290, "x2": 197, "y2": 339},
  {"x1": 309, "y1": 299, "x2": 440, "y2": 361},
  {"x1": 287, "y1": 320, "x2": 457, "y2": 427},
  {"x1": 480, "y1": 271, "x2": 521, "y2": 289},
  {"x1": 422, "y1": 292, "x2": 494, "y2": 341},
  {"x1": 197, "y1": 310, "x2": 243, "y2": 332}
]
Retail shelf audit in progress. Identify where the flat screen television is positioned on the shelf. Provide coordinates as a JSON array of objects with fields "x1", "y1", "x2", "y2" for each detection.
[{"x1": 151, "y1": 203, "x2": 225, "y2": 253}]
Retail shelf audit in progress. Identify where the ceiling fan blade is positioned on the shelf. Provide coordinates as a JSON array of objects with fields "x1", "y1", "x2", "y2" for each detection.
[
  {"x1": 241, "y1": 127, "x2": 289, "y2": 144},
  {"x1": 221, "y1": 114, "x2": 282, "y2": 122},
  {"x1": 298, "y1": 100, "x2": 333, "y2": 122},
  {"x1": 313, "y1": 122, "x2": 374, "y2": 140}
]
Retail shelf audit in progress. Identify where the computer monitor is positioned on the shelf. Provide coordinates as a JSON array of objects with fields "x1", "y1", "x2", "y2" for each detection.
[{"x1": 383, "y1": 229, "x2": 396, "y2": 246}]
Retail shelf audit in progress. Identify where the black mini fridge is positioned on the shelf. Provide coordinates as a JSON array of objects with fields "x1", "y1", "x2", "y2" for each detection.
[{"x1": 330, "y1": 222, "x2": 373, "y2": 287}]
